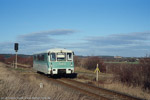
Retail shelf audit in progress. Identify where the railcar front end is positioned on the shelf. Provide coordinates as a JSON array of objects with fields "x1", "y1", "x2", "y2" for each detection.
[
  {"x1": 33, "y1": 48, "x2": 75, "y2": 76},
  {"x1": 49, "y1": 51, "x2": 74, "y2": 75}
]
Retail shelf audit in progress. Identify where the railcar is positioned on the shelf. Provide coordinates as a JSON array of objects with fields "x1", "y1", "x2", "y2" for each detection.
[{"x1": 33, "y1": 48, "x2": 75, "y2": 75}]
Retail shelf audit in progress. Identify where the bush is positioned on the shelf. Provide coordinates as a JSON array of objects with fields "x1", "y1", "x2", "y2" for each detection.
[
  {"x1": 139, "y1": 58, "x2": 150, "y2": 90},
  {"x1": 4, "y1": 55, "x2": 33, "y2": 67},
  {"x1": 82, "y1": 56, "x2": 106, "y2": 73},
  {"x1": 116, "y1": 64, "x2": 142, "y2": 86},
  {"x1": 74, "y1": 56, "x2": 81, "y2": 67},
  {"x1": 0, "y1": 55, "x2": 5, "y2": 62},
  {"x1": 109, "y1": 58, "x2": 150, "y2": 90}
]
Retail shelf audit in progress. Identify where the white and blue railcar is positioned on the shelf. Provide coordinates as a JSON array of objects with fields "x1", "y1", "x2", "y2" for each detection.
[{"x1": 33, "y1": 48, "x2": 74, "y2": 75}]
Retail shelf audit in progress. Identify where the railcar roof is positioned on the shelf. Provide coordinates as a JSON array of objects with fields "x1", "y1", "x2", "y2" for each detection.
[{"x1": 33, "y1": 48, "x2": 73, "y2": 55}]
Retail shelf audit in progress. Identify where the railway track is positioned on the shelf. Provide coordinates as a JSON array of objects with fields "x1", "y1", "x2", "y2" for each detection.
[
  {"x1": 38, "y1": 75, "x2": 144, "y2": 100},
  {"x1": 59, "y1": 78, "x2": 144, "y2": 100}
]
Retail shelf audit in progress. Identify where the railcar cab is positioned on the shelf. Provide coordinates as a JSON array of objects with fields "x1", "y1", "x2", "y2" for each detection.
[
  {"x1": 49, "y1": 52, "x2": 73, "y2": 62},
  {"x1": 48, "y1": 48, "x2": 74, "y2": 75}
]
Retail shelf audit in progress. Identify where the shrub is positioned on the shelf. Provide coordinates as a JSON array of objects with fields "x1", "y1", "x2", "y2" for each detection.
[
  {"x1": 4, "y1": 55, "x2": 33, "y2": 67},
  {"x1": 82, "y1": 56, "x2": 106, "y2": 73},
  {"x1": 116, "y1": 64, "x2": 142, "y2": 86},
  {"x1": 139, "y1": 58, "x2": 150, "y2": 90},
  {"x1": 109, "y1": 58, "x2": 150, "y2": 90},
  {"x1": 74, "y1": 56, "x2": 81, "y2": 67},
  {"x1": 0, "y1": 55, "x2": 5, "y2": 62}
]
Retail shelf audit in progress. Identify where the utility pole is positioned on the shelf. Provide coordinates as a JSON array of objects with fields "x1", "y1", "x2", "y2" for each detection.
[{"x1": 14, "y1": 43, "x2": 19, "y2": 69}]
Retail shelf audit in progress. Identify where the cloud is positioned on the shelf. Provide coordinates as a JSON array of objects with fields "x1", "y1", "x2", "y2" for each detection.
[
  {"x1": 86, "y1": 31, "x2": 150, "y2": 46},
  {"x1": 52, "y1": 31, "x2": 150, "y2": 56},
  {"x1": 15, "y1": 29, "x2": 77, "y2": 54},
  {"x1": 82, "y1": 31, "x2": 150, "y2": 56},
  {"x1": 0, "y1": 29, "x2": 77, "y2": 54},
  {"x1": 18, "y1": 29, "x2": 76, "y2": 43},
  {"x1": 0, "y1": 30, "x2": 150, "y2": 57}
]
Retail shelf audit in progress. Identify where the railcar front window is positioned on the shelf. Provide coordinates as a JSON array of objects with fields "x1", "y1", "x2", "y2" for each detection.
[
  {"x1": 57, "y1": 53, "x2": 66, "y2": 61},
  {"x1": 50, "y1": 53, "x2": 56, "y2": 61},
  {"x1": 67, "y1": 53, "x2": 72, "y2": 61}
]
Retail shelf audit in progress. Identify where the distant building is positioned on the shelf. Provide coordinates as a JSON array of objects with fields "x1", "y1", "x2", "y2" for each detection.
[{"x1": 114, "y1": 56, "x2": 122, "y2": 58}]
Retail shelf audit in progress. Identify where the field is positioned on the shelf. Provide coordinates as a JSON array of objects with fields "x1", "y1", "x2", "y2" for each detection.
[
  {"x1": 75, "y1": 67, "x2": 150, "y2": 99},
  {"x1": 0, "y1": 62, "x2": 91, "y2": 100},
  {"x1": 104, "y1": 61, "x2": 139, "y2": 64},
  {"x1": 0, "y1": 55, "x2": 150, "y2": 100},
  {"x1": 1, "y1": 62, "x2": 150, "y2": 100}
]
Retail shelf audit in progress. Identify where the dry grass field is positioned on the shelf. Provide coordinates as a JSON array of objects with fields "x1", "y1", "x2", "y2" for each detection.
[
  {"x1": 0, "y1": 62, "x2": 92, "y2": 100},
  {"x1": 75, "y1": 67, "x2": 150, "y2": 100},
  {"x1": 1, "y1": 60, "x2": 150, "y2": 100}
]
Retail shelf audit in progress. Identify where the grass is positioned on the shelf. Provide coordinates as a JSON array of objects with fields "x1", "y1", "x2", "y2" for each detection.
[
  {"x1": 75, "y1": 66, "x2": 150, "y2": 100},
  {"x1": 14, "y1": 67, "x2": 26, "y2": 71},
  {"x1": 104, "y1": 61, "x2": 139, "y2": 64},
  {"x1": 75, "y1": 67, "x2": 94, "y2": 74},
  {"x1": 103, "y1": 82, "x2": 150, "y2": 99},
  {"x1": 1, "y1": 62, "x2": 149, "y2": 100},
  {"x1": 0, "y1": 62, "x2": 91, "y2": 100},
  {"x1": 75, "y1": 66, "x2": 113, "y2": 78}
]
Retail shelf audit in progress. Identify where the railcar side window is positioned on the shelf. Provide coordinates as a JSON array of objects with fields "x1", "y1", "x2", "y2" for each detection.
[
  {"x1": 67, "y1": 53, "x2": 72, "y2": 61},
  {"x1": 50, "y1": 53, "x2": 56, "y2": 61}
]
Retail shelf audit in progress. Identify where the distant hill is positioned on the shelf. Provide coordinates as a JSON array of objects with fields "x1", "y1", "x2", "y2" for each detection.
[{"x1": 0, "y1": 54, "x2": 32, "y2": 58}]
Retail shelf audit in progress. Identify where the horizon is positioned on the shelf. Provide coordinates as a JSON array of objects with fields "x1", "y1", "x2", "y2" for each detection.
[
  {"x1": 0, "y1": 53, "x2": 146, "y2": 58},
  {"x1": 0, "y1": 0, "x2": 150, "y2": 57}
]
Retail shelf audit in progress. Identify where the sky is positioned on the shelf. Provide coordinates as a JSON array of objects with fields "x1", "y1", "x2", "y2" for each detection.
[{"x1": 0, "y1": 0, "x2": 150, "y2": 57}]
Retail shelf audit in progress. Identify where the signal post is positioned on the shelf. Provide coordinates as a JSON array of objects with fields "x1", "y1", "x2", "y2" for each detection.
[
  {"x1": 14, "y1": 43, "x2": 19, "y2": 68},
  {"x1": 94, "y1": 64, "x2": 101, "y2": 87},
  {"x1": 94, "y1": 64, "x2": 100, "y2": 82}
]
